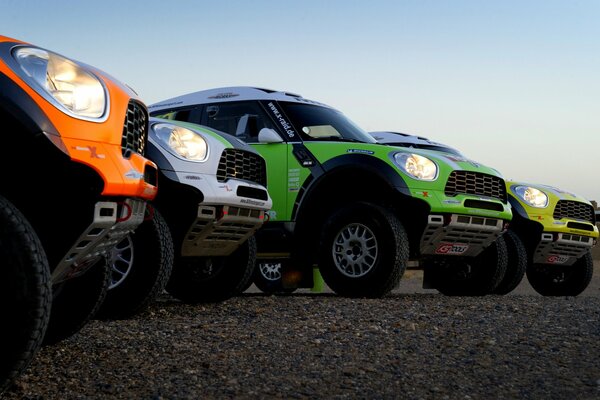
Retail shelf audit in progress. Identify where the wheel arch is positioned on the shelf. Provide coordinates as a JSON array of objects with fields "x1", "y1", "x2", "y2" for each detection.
[{"x1": 292, "y1": 154, "x2": 427, "y2": 263}]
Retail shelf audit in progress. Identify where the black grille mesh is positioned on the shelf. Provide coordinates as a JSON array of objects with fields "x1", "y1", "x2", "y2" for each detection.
[
  {"x1": 445, "y1": 171, "x2": 506, "y2": 202},
  {"x1": 553, "y1": 200, "x2": 595, "y2": 223},
  {"x1": 216, "y1": 149, "x2": 267, "y2": 186},
  {"x1": 121, "y1": 101, "x2": 148, "y2": 157}
]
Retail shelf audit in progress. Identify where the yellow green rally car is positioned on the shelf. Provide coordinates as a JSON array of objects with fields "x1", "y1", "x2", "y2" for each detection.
[
  {"x1": 505, "y1": 182, "x2": 597, "y2": 296},
  {"x1": 150, "y1": 89, "x2": 513, "y2": 298}
]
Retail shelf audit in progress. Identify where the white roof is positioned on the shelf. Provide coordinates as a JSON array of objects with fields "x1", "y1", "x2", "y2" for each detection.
[{"x1": 149, "y1": 86, "x2": 332, "y2": 111}]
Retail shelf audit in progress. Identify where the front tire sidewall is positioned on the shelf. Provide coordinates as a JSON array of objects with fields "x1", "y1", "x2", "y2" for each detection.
[
  {"x1": 0, "y1": 196, "x2": 51, "y2": 393},
  {"x1": 318, "y1": 203, "x2": 408, "y2": 298},
  {"x1": 433, "y1": 236, "x2": 508, "y2": 296},
  {"x1": 96, "y1": 208, "x2": 174, "y2": 320},
  {"x1": 166, "y1": 236, "x2": 257, "y2": 303},
  {"x1": 43, "y1": 257, "x2": 110, "y2": 345},
  {"x1": 493, "y1": 230, "x2": 527, "y2": 295},
  {"x1": 527, "y1": 251, "x2": 593, "y2": 296}
]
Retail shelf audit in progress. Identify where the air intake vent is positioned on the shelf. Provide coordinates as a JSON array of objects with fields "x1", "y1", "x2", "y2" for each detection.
[{"x1": 445, "y1": 171, "x2": 506, "y2": 202}]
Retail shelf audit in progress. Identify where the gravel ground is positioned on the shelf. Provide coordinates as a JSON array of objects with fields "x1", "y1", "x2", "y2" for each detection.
[{"x1": 3, "y1": 264, "x2": 600, "y2": 400}]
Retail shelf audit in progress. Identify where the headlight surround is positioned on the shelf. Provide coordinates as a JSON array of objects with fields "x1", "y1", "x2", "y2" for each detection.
[
  {"x1": 153, "y1": 123, "x2": 209, "y2": 162},
  {"x1": 513, "y1": 185, "x2": 549, "y2": 208},
  {"x1": 393, "y1": 152, "x2": 438, "y2": 181},
  {"x1": 12, "y1": 46, "x2": 108, "y2": 120}
]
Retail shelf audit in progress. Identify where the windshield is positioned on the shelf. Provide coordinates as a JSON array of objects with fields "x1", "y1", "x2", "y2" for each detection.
[{"x1": 279, "y1": 102, "x2": 377, "y2": 143}]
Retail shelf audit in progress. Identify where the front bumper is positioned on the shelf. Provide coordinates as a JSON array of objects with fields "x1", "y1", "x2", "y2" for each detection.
[
  {"x1": 420, "y1": 214, "x2": 505, "y2": 258},
  {"x1": 162, "y1": 169, "x2": 272, "y2": 211},
  {"x1": 51, "y1": 198, "x2": 146, "y2": 284},
  {"x1": 181, "y1": 204, "x2": 265, "y2": 257},
  {"x1": 161, "y1": 170, "x2": 271, "y2": 257},
  {"x1": 533, "y1": 231, "x2": 596, "y2": 266}
]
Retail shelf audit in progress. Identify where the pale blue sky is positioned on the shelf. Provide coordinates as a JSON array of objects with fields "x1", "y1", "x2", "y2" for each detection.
[{"x1": 3, "y1": 0, "x2": 599, "y2": 201}]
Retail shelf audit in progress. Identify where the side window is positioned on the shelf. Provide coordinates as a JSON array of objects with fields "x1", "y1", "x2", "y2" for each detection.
[
  {"x1": 202, "y1": 101, "x2": 279, "y2": 143},
  {"x1": 151, "y1": 107, "x2": 202, "y2": 124}
]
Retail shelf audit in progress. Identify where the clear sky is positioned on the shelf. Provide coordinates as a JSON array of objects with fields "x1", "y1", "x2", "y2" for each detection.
[{"x1": 2, "y1": 0, "x2": 599, "y2": 201}]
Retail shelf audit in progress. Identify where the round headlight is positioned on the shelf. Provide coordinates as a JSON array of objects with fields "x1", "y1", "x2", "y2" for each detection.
[
  {"x1": 393, "y1": 153, "x2": 438, "y2": 181},
  {"x1": 13, "y1": 47, "x2": 107, "y2": 120},
  {"x1": 514, "y1": 186, "x2": 549, "y2": 208},
  {"x1": 153, "y1": 123, "x2": 208, "y2": 161}
]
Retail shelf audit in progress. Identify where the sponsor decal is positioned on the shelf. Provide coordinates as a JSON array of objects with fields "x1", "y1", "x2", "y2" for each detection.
[
  {"x1": 72, "y1": 146, "x2": 105, "y2": 159},
  {"x1": 346, "y1": 149, "x2": 374, "y2": 155},
  {"x1": 267, "y1": 102, "x2": 296, "y2": 138},
  {"x1": 266, "y1": 210, "x2": 277, "y2": 220},
  {"x1": 240, "y1": 198, "x2": 265, "y2": 206},
  {"x1": 553, "y1": 221, "x2": 566, "y2": 225},
  {"x1": 547, "y1": 254, "x2": 570, "y2": 264},
  {"x1": 443, "y1": 200, "x2": 461, "y2": 205},
  {"x1": 124, "y1": 169, "x2": 144, "y2": 179},
  {"x1": 149, "y1": 101, "x2": 183, "y2": 109},
  {"x1": 445, "y1": 155, "x2": 480, "y2": 167},
  {"x1": 435, "y1": 243, "x2": 469, "y2": 255},
  {"x1": 185, "y1": 175, "x2": 202, "y2": 180},
  {"x1": 208, "y1": 92, "x2": 239, "y2": 99},
  {"x1": 218, "y1": 185, "x2": 233, "y2": 192},
  {"x1": 288, "y1": 168, "x2": 301, "y2": 192}
]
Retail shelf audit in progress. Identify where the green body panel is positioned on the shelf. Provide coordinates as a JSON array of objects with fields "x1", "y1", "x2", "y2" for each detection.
[
  {"x1": 252, "y1": 140, "x2": 512, "y2": 223},
  {"x1": 508, "y1": 181, "x2": 599, "y2": 239},
  {"x1": 251, "y1": 143, "x2": 292, "y2": 220}
]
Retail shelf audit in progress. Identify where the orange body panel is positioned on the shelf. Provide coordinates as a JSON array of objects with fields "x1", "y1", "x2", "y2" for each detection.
[{"x1": 0, "y1": 35, "x2": 157, "y2": 200}]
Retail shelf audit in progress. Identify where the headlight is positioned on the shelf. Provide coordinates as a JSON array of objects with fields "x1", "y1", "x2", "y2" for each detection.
[
  {"x1": 153, "y1": 123, "x2": 209, "y2": 161},
  {"x1": 513, "y1": 186, "x2": 549, "y2": 208},
  {"x1": 393, "y1": 153, "x2": 438, "y2": 181},
  {"x1": 13, "y1": 47, "x2": 107, "y2": 120}
]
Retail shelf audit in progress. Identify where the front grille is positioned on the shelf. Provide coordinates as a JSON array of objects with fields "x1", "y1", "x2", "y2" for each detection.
[
  {"x1": 445, "y1": 171, "x2": 506, "y2": 202},
  {"x1": 121, "y1": 101, "x2": 148, "y2": 157},
  {"x1": 216, "y1": 149, "x2": 267, "y2": 186},
  {"x1": 553, "y1": 200, "x2": 595, "y2": 223}
]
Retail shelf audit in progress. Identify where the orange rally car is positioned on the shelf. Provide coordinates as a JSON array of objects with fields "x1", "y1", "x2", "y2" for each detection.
[{"x1": 0, "y1": 34, "x2": 158, "y2": 352}]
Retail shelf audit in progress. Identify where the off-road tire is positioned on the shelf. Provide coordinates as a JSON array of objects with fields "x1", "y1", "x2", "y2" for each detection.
[
  {"x1": 253, "y1": 261, "x2": 297, "y2": 295},
  {"x1": 318, "y1": 202, "x2": 408, "y2": 298},
  {"x1": 432, "y1": 236, "x2": 508, "y2": 296},
  {"x1": 493, "y1": 230, "x2": 527, "y2": 295},
  {"x1": 166, "y1": 236, "x2": 257, "y2": 303},
  {"x1": 43, "y1": 257, "x2": 110, "y2": 345},
  {"x1": 0, "y1": 196, "x2": 51, "y2": 393},
  {"x1": 527, "y1": 251, "x2": 593, "y2": 296},
  {"x1": 96, "y1": 209, "x2": 174, "y2": 320}
]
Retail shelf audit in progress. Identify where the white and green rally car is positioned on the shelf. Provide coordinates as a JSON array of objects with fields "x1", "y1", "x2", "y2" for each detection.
[
  {"x1": 149, "y1": 87, "x2": 513, "y2": 297},
  {"x1": 100, "y1": 117, "x2": 272, "y2": 313}
]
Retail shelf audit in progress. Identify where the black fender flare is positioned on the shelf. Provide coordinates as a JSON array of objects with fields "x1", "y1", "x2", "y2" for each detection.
[
  {"x1": 292, "y1": 153, "x2": 411, "y2": 220},
  {"x1": 0, "y1": 71, "x2": 59, "y2": 138}
]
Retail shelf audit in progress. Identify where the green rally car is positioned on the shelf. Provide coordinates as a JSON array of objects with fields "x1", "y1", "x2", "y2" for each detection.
[
  {"x1": 149, "y1": 87, "x2": 513, "y2": 297},
  {"x1": 505, "y1": 182, "x2": 597, "y2": 296},
  {"x1": 375, "y1": 131, "x2": 598, "y2": 296}
]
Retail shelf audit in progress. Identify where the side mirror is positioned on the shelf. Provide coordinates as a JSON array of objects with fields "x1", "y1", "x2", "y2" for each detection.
[{"x1": 258, "y1": 128, "x2": 284, "y2": 144}]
